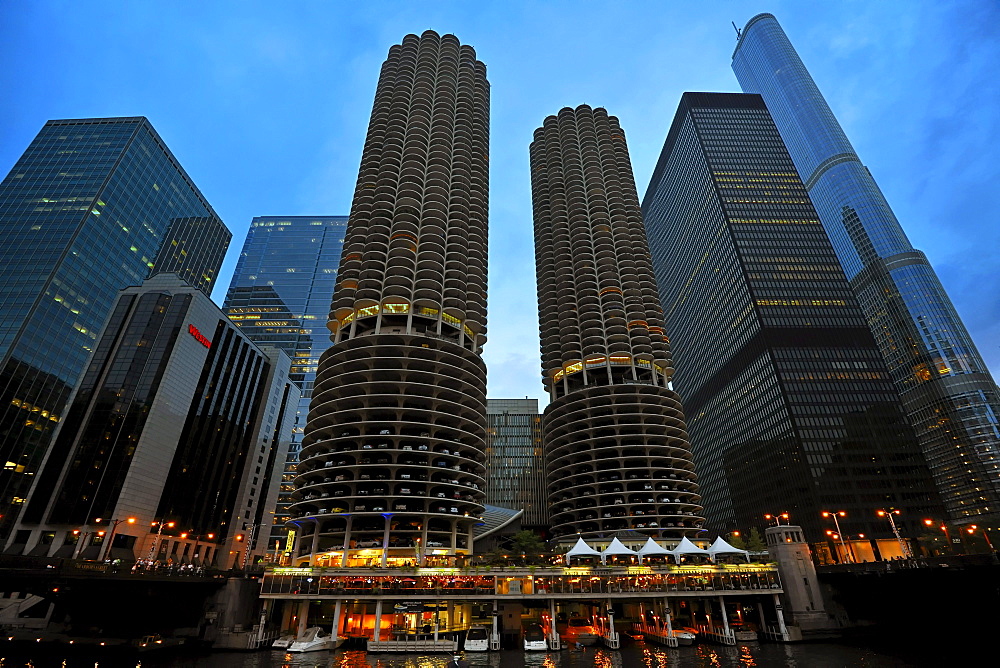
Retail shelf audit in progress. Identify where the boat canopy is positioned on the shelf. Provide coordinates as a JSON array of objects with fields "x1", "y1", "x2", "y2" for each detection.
[
  {"x1": 564, "y1": 537, "x2": 602, "y2": 564},
  {"x1": 706, "y1": 536, "x2": 751, "y2": 562}
]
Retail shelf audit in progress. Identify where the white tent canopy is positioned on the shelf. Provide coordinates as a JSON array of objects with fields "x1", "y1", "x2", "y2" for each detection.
[
  {"x1": 669, "y1": 536, "x2": 711, "y2": 564},
  {"x1": 601, "y1": 537, "x2": 638, "y2": 564},
  {"x1": 636, "y1": 537, "x2": 673, "y2": 563},
  {"x1": 564, "y1": 537, "x2": 603, "y2": 564},
  {"x1": 706, "y1": 536, "x2": 750, "y2": 562}
]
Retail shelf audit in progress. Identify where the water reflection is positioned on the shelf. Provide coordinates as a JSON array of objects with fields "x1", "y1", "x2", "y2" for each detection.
[{"x1": 0, "y1": 642, "x2": 917, "y2": 668}]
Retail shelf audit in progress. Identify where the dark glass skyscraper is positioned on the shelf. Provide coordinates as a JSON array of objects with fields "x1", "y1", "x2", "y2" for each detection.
[
  {"x1": 641, "y1": 92, "x2": 942, "y2": 543},
  {"x1": 531, "y1": 105, "x2": 704, "y2": 542},
  {"x1": 0, "y1": 117, "x2": 229, "y2": 538},
  {"x1": 222, "y1": 215, "x2": 348, "y2": 546},
  {"x1": 733, "y1": 14, "x2": 1000, "y2": 524},
  {"x1": 485, "y1": 399, "x2": 547, "y2": 530}
]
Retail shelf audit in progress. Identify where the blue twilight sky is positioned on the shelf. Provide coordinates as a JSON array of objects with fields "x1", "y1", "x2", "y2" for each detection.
[{"x1": 2, "y1": 1, "x2": 999, "y2": 407}]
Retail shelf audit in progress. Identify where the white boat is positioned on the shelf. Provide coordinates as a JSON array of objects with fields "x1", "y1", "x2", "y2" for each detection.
[
  {"x1": 523, "y1": 623, "x2": 548, "y2": 651},
  {"x1": 669, "y1": 629, "x2": 696, "y2": 646},
  {"x1": 271, "y1": 634, "x2": 295, "y2": 650},
  {"x1": 464, "y1": 625, "x2": 490, "y2": 652},
  {"x1": 287, "y1": 627, "x2": 337, "y2": 653}
]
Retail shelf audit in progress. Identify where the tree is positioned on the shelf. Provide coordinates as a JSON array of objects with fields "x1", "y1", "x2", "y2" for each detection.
[
  {"x1": 746, "y1": 527, "x2": 767, "y2": 552},
  {"x1": 728, "y1": 533, "x2": 747, "y2": 550},
  {"x1": 510, "y1": 530, "x2": 548, "y2": 563}
]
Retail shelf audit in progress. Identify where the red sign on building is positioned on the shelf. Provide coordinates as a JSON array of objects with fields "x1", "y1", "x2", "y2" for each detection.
[{"x1": 189, "y1": 324, "x2": 211, "y2": 348}]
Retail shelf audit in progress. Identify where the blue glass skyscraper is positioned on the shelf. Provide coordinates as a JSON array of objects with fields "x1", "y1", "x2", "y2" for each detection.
[
  {"x1": 733, "y1": 14, "x2": 1000, "y2": 524},
  {"x1": 0, "y1": 117, "x2": 229, "y2": 539},
  {"x1": 222, "y1": 216, "x2": 347, "y2": 548}
]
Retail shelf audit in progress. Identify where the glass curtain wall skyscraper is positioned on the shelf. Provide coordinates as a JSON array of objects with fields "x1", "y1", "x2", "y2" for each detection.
[
  {"x1": 733, "y1": 13, "x2": 1000, "y2": 524},
  {"x1": 531, "y1": 105, "x2": 704, "y2": 543},
  {"x1": 222, "y1": 216, "x2": 347, "y2": 548},
  {"x1": 641, "y1": 92, "x2": 942, "y2": 545},
  {"x1": 0, "y1": 117, "x2": 229, "y2": 538},
  {"x1": 485, "y1": 399, "x2": 547, "y2": 530},
  {"x1": 291, "y1": 31, "x2": 490, "y2": 566}
]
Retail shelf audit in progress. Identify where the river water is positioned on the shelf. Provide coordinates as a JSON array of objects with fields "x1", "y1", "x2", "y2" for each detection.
[{"x1": 3, "y1": 643, "x2": 924, "y2": 668}]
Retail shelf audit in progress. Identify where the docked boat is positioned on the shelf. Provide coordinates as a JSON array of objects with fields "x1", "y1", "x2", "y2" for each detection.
[
  {"x1": 464, "y1": 625, "x2": 490, "y2": 652},
  {"x1": 523, "y1": 623, "x2": 548, "y2": 651},
  {"x1": 287, "y1": 627, "x2": 338, "y2": 653},
  {"x1": 559, "y1": 618, "x2": 598, "y2": 646},
  {"x1": 271, "y1": 634, "x2": 295, "y2": 650},
  {"x1": 669, "y1": 629, "x2": 696, "y2": 646}
]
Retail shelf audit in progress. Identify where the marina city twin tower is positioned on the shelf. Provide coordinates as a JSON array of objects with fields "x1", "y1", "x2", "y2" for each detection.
[{"x1": 290, "y1": 31, "x2": 703, "y2": 565}]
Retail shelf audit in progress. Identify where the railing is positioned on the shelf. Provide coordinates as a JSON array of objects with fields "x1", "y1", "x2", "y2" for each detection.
[
  {"x1": 696, "y1": 623, "x2": 735, "y2": 646},
  {"x1": 260, "y1": 566, "x2": 781, "y2": 597}
]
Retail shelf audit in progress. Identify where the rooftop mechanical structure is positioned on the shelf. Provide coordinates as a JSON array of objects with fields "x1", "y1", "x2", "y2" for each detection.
[
  {"x1": 291, "y1": 30, "x2": 490, "y2": 566},
  {"x1": 530, "y1": 105, "x2": 704, "y2": 542}
]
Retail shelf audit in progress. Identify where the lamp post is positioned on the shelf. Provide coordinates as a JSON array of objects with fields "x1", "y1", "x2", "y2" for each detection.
[
  {"x1": 95, "y1": 517, "x2": 136, "y2": 562},
  {"x1": 821, "y1": 511, "x2": 853, "y2": 563},
  {"x1": 147, "y1": 520, "x2": 176, "y2": 562},
  {"x1": 965, "y1": 524, "x2": 994, "y2": 552},
  {"x1": 876, "y1": 508, "x2": 912, "y2": 559},
  {"x1": 923, "y1": 519, "x2": 952, "y2": 555},
  {"x1": 763, "y1": 512, "x2": 790, "y2": 526}
]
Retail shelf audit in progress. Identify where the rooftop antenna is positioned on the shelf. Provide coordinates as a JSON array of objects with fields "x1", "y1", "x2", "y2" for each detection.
[{"x1": 732, "y1": 21, "x2": 742, "y2": 40}]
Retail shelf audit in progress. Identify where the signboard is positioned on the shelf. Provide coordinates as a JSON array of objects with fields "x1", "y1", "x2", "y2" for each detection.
[
  {"x1": 285, "y1": 529, "x2": 296, "y2": 554},
  {"x1": 188, "y1": 324, "x2": 211, "y2": 348}
]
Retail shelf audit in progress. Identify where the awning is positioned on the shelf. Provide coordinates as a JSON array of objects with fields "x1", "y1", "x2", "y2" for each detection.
[
  {"x1": 706, "y1": 536, "x2": 750, "y2": 562},
  {"x1": 600, "y1": 537, "x2": 637, "y2": 564},
  {"x1": 564, "y1": 537, "x2": 602, "y2": 564},
  {"x1": 669, "y1": 536, "x2": 710, "y2": 564},
  {"x1": 636, "y1": 537, "x2": 672, "y2": 563}
]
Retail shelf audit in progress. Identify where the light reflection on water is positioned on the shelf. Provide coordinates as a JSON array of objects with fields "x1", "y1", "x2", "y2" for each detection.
[{"x1": 0, "y1": 643, "x2": 918, "y2": 668}]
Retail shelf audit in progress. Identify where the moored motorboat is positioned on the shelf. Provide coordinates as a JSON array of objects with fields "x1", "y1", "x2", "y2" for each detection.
[
  {"x1": 464, "y1": 625, "x2": 489, "y2": 652},
  {"x1": 523, "y1": 623, "x2": 548, "y2": 651},
  {"x1": 559, "y1": 618, "x2": 598, "y2": 646},
  {"x1": 287, "y1": 627, "x2": 336, "y2": 653}
]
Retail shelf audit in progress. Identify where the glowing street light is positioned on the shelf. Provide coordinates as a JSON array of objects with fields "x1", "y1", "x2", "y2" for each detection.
[
  {"x1": 876, "y1": 508, "x2": 912, "y2": 558},
  {"x1": 966, "y1": 524, "x2": 995, "y2": 551},
  {"x1": 94, "y1": 517, "x2": 136, "y2": 562},
  {"x1": 763, "y1": 512, "x2": 790, "y2": 526},
  {"x1": 821, "y1": 511, "x2": 853, "y2": 563},
  {"x1": 147, "y1": 519, "x2": 176, "y2": 562},
  {"x1": 923, "y1": 519, "x2": 952, "y2": 554}
]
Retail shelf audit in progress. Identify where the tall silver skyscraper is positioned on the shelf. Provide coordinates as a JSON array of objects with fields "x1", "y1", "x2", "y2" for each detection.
[
  {"x1": 531, "y1": 105, "x2": 704, "y2": 542},
  {"x1": 733, "y1": 13, "x2": 1000, "y2": 524},
  {"x1": 291, "y1": 31, "x2": 490, "y2": 565}
]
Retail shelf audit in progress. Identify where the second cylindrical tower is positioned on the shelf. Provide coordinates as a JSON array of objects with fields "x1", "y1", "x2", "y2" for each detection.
[{"x1": 531, "y1": 105, "x2": 704, "y2": 541}]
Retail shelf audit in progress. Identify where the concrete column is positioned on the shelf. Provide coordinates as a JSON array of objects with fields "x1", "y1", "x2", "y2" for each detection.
[
  {"x1": 381, "y1": 516, "x2": 391, "y2": 567},
  {"x1": 296, "y1": 600, "x2": 310, "y2": 637},
  {"x1": 450, "y1": 520, "x2": 458, "y2": 558},
  {"x1": 332, "y1": 599, "x2": 343, "y2": 640},
  {"x1": 373, "y1": 600, "x2": 383, "y2": 642},
  {"x1": 663, "y1": 598, "x2": 673, "y2": 636},
  {"x1": 433, "y1": 601, "x2": 440, "y2": 642},
  {"x1": 281, "y1": 600, "x2": 294, "y2": 633},
  {"x1": 718, "y1": 596, "x2": 729, "y2": 635},
  {"x1": 756, "y1": 600, "x2": 766, "y2": 632},
  {"x1": 419, "y1": 523, "x2": 429, "y2": 566},
  {"x1": 309, "y1": 521, "x2": 321, "y2": 564},
  {"x1": 773, "y1": 593, "x2": 788, "y2": 637},
  {"x1": 341, "y1": 516, "x2": 353, "y2": 567}
]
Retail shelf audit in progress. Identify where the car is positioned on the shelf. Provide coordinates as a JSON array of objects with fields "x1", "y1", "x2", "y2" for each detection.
[
  {"x1": 372, "y1": 505, "x2": 385, "y2": 511},
  {"x1": 331, "y1": 507, "x2": 346, "y2": 513},
  {"x1": 402, "y1": 445, "x2": 413, "y2": 451},
  {"x1": 379, "y1": 429, "x2": 391, "y2": 435},
  {"x1": 355, "y1": 505, "x2": 366, "y2": 511},
  {"x1": 449, "y1": 507, "x2": 459, "y2": 514},
  {"x1": 400, "y1": 488, "x2": 411, "y2": 494},
  {"x1": 418, "y1": 444, "x2": 429, "y2": 451},
  {"x1": 400, "y1": 474, "x2": 412, "y2": 480},
  {"x1": 362, "y1": 444, "x2": 373, "y2": 450}
]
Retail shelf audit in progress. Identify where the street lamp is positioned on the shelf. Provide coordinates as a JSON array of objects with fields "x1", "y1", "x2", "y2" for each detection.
[
  {"x1": 923, "y1": 519, "x2": 951, "y2": 554},
  {"x1": 94, "y1": 517, "x2": 136, "y2": 562},
  {"x1": 763, "y1": 512, "x2": 790, "y2": 526},
  {"x1": 147, "y1": 520, "x2": 176, "y2": 562},
  {"x1": 965, "y1": 524, "x2": 995, "y2": 552},
  {"x1": 876, "y1": 508, "x2": 912, "y2": 559},
  {"x1": 821, "y1": 511, "x2": 853, "y2": 563}
]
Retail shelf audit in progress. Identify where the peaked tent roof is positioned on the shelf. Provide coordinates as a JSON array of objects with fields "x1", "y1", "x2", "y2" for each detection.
[
  {"x1": 601, "y1": 537, "x2": 637, "y2": 563},
  {"x1": 669, "y1": 536, "x2": 711, "y2": 563},
  {"x1": 636, "y1": 537, "x2": 673, "y2": 563},
  {"x1": 706, "y1": 536, "x2": 750, "y2": 562},
  {"x1": 564, "y1": 537, "x2": 603, "y2": 564}
]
